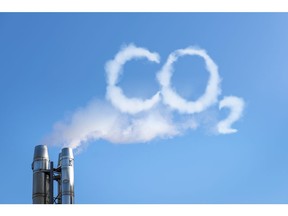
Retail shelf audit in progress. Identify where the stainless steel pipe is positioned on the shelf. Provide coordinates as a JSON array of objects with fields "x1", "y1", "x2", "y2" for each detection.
[
  {"x1": 60, "y1": 147, "x2": 74, "y2": 204},
  {"x1": 32, "y1": 145, "x2": 50, "y2": 204}
]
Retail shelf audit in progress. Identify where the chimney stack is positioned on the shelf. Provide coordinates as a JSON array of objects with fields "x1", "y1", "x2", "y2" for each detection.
[{"x1": 32, "y1": 145, "x2": 74, "y2": 204}]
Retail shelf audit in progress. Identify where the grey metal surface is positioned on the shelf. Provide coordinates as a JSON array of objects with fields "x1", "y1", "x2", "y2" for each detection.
[
  {"x1": 49, "y1": 161, "x2": 54, "y2": 204},
  {"x1": 32, "y1": 145, "x2": 50, "y2": 204},
  {"x1": 57, "y1": 152, "x2": 62, "y2": 204},
  {"x1": 60, "y1": 147, "x2": 74, "y2": 204}
]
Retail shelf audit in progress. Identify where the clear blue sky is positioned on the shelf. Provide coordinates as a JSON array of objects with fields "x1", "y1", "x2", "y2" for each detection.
[{"x1": 0, "y1": 13, "x2": 288, "y2": 204}]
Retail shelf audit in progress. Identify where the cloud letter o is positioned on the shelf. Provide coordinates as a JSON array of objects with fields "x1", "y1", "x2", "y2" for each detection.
[
  {"x1": 157, "y1": 47, "x2": 221, "y2": 114},
  {"x1": 105, "y1": 44, "x2": 161, "y2": 114}
]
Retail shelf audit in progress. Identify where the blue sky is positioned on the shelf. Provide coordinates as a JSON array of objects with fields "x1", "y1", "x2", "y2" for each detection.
[{"x1": 0, "y1": 13, "x2": 288, "y2": 204}]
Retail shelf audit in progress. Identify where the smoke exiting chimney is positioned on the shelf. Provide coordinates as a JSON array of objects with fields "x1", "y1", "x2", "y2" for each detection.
[{"x1": 32, "y1": 145, "x2": 74, "y2": 204}]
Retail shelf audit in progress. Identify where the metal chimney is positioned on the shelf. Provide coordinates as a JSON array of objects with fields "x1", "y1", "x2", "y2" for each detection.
[
  {"x1": 32, "y1": 145, "x2": 74, "y2": 204},
  {"x1": 32, "y1": 145, "x2": 50, "y2": 204},
  {"x1": 60, "y1": 148, "x2": 74, "y2": 204}
]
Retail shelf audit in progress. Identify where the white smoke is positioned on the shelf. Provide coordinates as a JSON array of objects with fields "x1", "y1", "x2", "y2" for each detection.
[
  {"x1": 44, "y1": 100, "x2": 186, "y2": 149},
  {"x1": 44, "y1": 44, "x2": 245, "y2": 150}
]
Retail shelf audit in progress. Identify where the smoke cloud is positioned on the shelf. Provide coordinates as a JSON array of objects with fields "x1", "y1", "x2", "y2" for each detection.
[
  {"x1": 44, "y1": 44, "x2": 245, "y2": 150},
  {"x1": 44, "y1": 100, "x2": 193, "y2": 149}
]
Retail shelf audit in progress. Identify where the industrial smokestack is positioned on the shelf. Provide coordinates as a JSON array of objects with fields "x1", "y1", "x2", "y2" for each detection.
[
  {"x1": 60, "y1": 147, "x2": 74, "y2": 204},
  {"x1": 32, "y1": 145, "x2": 50, "y2": 204},
  {"x1": 32, "y1": 145, "x2": 74, "y2": 204}
]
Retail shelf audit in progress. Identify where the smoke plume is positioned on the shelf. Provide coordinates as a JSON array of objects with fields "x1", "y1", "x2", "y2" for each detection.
[
  {"x1": 44, "y1": 100, "x2": 195, "y2": 149},
  {"x1": 44, "y1": 44, "x2": 245, "y2": 150}
]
